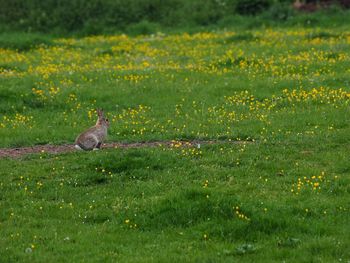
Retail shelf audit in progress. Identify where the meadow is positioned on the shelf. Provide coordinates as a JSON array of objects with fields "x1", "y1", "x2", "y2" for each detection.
[{"x1": 0, "y1": 26, "x2": 350, "y2": 262}]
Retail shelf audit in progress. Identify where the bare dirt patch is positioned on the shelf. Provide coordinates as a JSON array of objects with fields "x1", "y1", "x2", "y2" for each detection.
[{"x1": 0, "y1": 140, "x2": 248, "y2": 159}]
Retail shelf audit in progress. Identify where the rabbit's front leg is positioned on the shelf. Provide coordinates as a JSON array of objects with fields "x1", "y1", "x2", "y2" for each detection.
[
  {"x1": 93, "y1": 141, "x2": 102, "y2": 150},
  {"x1": 95, "y1": 142, "x2": 102, "y2": 149}
]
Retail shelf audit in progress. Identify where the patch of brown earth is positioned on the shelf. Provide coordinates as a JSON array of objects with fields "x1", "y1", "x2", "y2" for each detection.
[{"x1": 0, "y1": 140, "x2": 248, "y2": 159}]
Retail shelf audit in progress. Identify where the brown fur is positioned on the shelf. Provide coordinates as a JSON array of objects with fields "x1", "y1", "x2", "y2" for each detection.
[{"x1": 75, "y1": 109, "x2": 109, "y2": 151}]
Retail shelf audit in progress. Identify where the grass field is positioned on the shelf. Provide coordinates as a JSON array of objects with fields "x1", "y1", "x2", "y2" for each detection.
[{"x1": 1, "y1": 26, "x2": 350, "y2": 262}]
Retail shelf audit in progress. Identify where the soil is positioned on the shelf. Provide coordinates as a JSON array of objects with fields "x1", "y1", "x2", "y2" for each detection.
[{"x1": 0, "y1": 140, "x2": 243, "y2": 159}]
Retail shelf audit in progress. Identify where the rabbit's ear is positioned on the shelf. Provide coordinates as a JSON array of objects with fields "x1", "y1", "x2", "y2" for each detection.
[{"x1": 96, "y1": 108, "x2": 104, "y2": 118}]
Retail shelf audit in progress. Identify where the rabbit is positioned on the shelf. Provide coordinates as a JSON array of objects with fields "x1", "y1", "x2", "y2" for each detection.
[{"x1": 75, "y1": 109, "x2": 110, "y2": 151}]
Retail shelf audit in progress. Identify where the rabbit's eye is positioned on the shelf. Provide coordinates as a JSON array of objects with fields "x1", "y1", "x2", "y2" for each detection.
[{"x1": 105, "y1": 118, "x2": 109, "y2": 122}]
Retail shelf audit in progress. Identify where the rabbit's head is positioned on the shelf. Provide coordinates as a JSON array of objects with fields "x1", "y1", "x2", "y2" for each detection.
[{"x1": 96, "y1": 109, "x2": 110, "y2": 128}]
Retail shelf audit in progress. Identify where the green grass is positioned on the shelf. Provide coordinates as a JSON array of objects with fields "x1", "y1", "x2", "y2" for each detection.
[
  {"x1": 1, "y1": 142, "x2": 349, "y2": 262},
  {"x1": 1, "y1": 23, "x2": 350, "y2": 262},
  {"x1": 0, "y1": 32, "x2": 54, "y2": 51}
]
